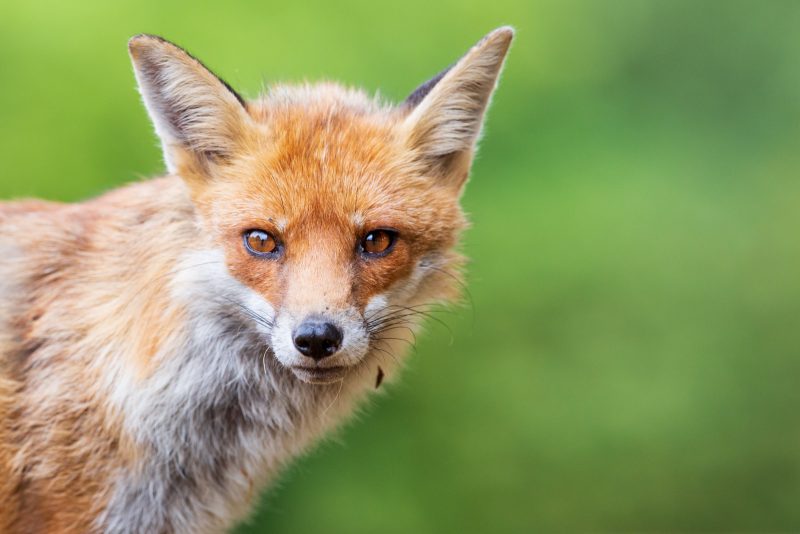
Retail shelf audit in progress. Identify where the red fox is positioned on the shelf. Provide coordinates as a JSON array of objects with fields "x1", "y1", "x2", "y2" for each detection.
[{"x1": 0, "y1": 27, "x2": 513, "y2": 533}]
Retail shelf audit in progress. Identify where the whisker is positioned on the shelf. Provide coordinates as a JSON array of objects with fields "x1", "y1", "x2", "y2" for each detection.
[
  {"x1": 366, "y1": 305, "x2": 441, "y2": 327},
  {"x1": 427, "y1": 265, "x2": 476, "y2": 329},
  {"x1": 376, "y1": 305, "x2": 453, "y2": 341},
  {"x1": 367, "y1": 312, "x2": 426, "y2": 332},
  {"x1": 372, "y1": 334, "x2": 417, "y2": 352},
  {"x1": 322, "y1": 376, "x2": 345, "y2": 418},
  {"x1": 366, "y1": 300, "x2": 457, "y2": 349},
  {"x1": 218, "y1": 295, "x2": 275, "y2": 331},
  {"x1": 371, "y1": 339, "x2": 402, "y2": 367},
  {"x1": 261, "y1": 346, "x2": 270, "y2": 377},
  {"x1": 369, "y1": 320, "x2": 418, "y2": 342}
]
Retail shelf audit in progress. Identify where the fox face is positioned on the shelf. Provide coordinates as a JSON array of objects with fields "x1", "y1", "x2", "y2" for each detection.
[{"x1": 128, "y1": 29, "x2": 512, "y2": 384}]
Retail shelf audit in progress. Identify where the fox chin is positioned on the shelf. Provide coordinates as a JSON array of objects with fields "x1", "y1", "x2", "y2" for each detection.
[{"x1": 0, "y1": 27, "x2": 513, "y2": 533}]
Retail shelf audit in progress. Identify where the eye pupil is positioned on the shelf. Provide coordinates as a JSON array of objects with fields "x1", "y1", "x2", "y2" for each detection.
[
  {"x1": 245, "y1": 230, "x2": 278, "y2": 255},
  {"x1": 362, "y1": 230, "x2": 395, "y2": 255}
]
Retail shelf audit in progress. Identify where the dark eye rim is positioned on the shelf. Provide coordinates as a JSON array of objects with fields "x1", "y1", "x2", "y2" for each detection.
[
  {"x1": 359, "y1": 228, "x2": 399, "y2": 258},
  {"x1": 243, "y1": 229, "x2": 283, "y2": 258}
]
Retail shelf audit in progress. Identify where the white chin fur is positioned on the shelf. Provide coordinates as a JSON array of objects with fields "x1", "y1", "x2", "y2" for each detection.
[{"x1": 289, "y1": 366, "x2": 349, "y2": 385}]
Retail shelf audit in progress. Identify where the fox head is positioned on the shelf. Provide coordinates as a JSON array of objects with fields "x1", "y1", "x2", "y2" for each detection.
[{"x1": 128, "y1": 28, "x2": 513, "y2": 384}]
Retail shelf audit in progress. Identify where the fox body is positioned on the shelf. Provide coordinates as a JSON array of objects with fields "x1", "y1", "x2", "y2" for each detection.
[{"x1": 0, "y1": 28, "x2": 513, "y2": 533}]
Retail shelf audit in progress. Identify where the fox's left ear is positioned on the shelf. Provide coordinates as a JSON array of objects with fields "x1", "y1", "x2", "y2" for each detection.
[
  {"x1": 128, "y1": 34, "x2": 250, "y2": 174},
  {"x1": 402, "y1": 27, "x2": 514, "y2": 187}
]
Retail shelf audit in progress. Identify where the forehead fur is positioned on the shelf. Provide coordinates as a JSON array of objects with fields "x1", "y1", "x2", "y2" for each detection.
[
  {"x1": 197, "y1": 82, "x2": 465, "y2": 244},
  {"x1": 249, "y1": 82, "x2": 411, "y2": 191},
  {"x1": 248, "y1": 82, "x2": 416, "y2": 194}
]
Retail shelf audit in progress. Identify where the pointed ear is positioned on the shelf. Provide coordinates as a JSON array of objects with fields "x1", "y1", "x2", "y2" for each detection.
[
  {"x1": 128, "y1": 34, "x2": 250, "y2": 173},
  {"x1": 402, "y1": 27, "x2": 514, "y2": 184}
]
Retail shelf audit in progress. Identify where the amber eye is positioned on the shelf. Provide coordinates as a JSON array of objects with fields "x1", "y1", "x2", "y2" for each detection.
[
  {"x1": 244, "y1": 229, "x2": 280, "y2": 257},
  {"x1": 361, "y1": 229, "x2": 397, "y2": 256}
]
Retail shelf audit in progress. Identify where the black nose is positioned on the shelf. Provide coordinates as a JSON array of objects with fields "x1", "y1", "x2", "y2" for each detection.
[{"x1": 293, "y1": 319, "x2": 343, "y2": 361}]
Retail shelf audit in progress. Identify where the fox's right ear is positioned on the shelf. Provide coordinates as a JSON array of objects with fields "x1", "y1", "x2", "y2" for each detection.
[{"x1": 128, "y1": 34, "x2": 250, "y2": 174}]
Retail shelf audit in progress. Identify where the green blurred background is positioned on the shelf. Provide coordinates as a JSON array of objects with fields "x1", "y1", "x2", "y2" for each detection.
[{"x1": 2, "y1": 0, "x2": 800, "y2": 531}]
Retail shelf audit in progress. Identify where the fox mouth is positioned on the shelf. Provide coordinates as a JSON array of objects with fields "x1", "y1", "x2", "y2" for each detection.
[{"x1": 290, "y1": 365, "x2": 348, "y2": 384}]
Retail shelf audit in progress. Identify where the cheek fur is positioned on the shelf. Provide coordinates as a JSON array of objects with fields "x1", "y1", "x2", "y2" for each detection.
[
  {"x1": 223, "y1": 240, "x2": 284, "y2": 308},
  {"x1": 352, "y1": 242, "x2": 415, "y2": 310}
]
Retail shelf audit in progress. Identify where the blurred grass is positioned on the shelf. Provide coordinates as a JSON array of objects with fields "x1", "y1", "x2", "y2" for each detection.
[{"x1": 2, "y1": 0, "x2": 800, "y2": 531}]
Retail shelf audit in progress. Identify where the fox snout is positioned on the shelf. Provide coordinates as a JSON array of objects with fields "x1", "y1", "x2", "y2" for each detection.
[
  {"x1": 269, "y1": 301, "x2": 371, "y2": 383},
  {"x1": 292, "y1": 317, "x2": 343, "y2": 360}
]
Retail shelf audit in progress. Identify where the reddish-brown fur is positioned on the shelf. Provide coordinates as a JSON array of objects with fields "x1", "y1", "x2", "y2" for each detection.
[
  {"x1": 204, "y1": 97, "x2": 467, "y2": 314},
  {"x1": 0, "y1": 182, "x2": 192, "y2": 531},
  {"x1": 0, "y1": 28, "x2": 512, "y2": 532}
]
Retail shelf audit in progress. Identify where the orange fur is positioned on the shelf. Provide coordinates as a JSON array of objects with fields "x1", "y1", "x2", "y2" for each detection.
[{"x1": 0, "y1": 28, "x2": 512, "y2": 533}]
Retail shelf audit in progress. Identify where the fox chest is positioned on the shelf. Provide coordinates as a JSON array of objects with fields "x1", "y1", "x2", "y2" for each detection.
[{"x1": 99, "y1": 331, "x2": 310, "y2": 533}]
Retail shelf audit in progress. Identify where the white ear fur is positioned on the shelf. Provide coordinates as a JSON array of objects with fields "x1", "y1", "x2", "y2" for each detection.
[
  {"x1": 128, "y1": 34, "x2": 249, "y2": 173},
  {"x1": 402, "y1": 27, "x2": 514, "y2": 177}
]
